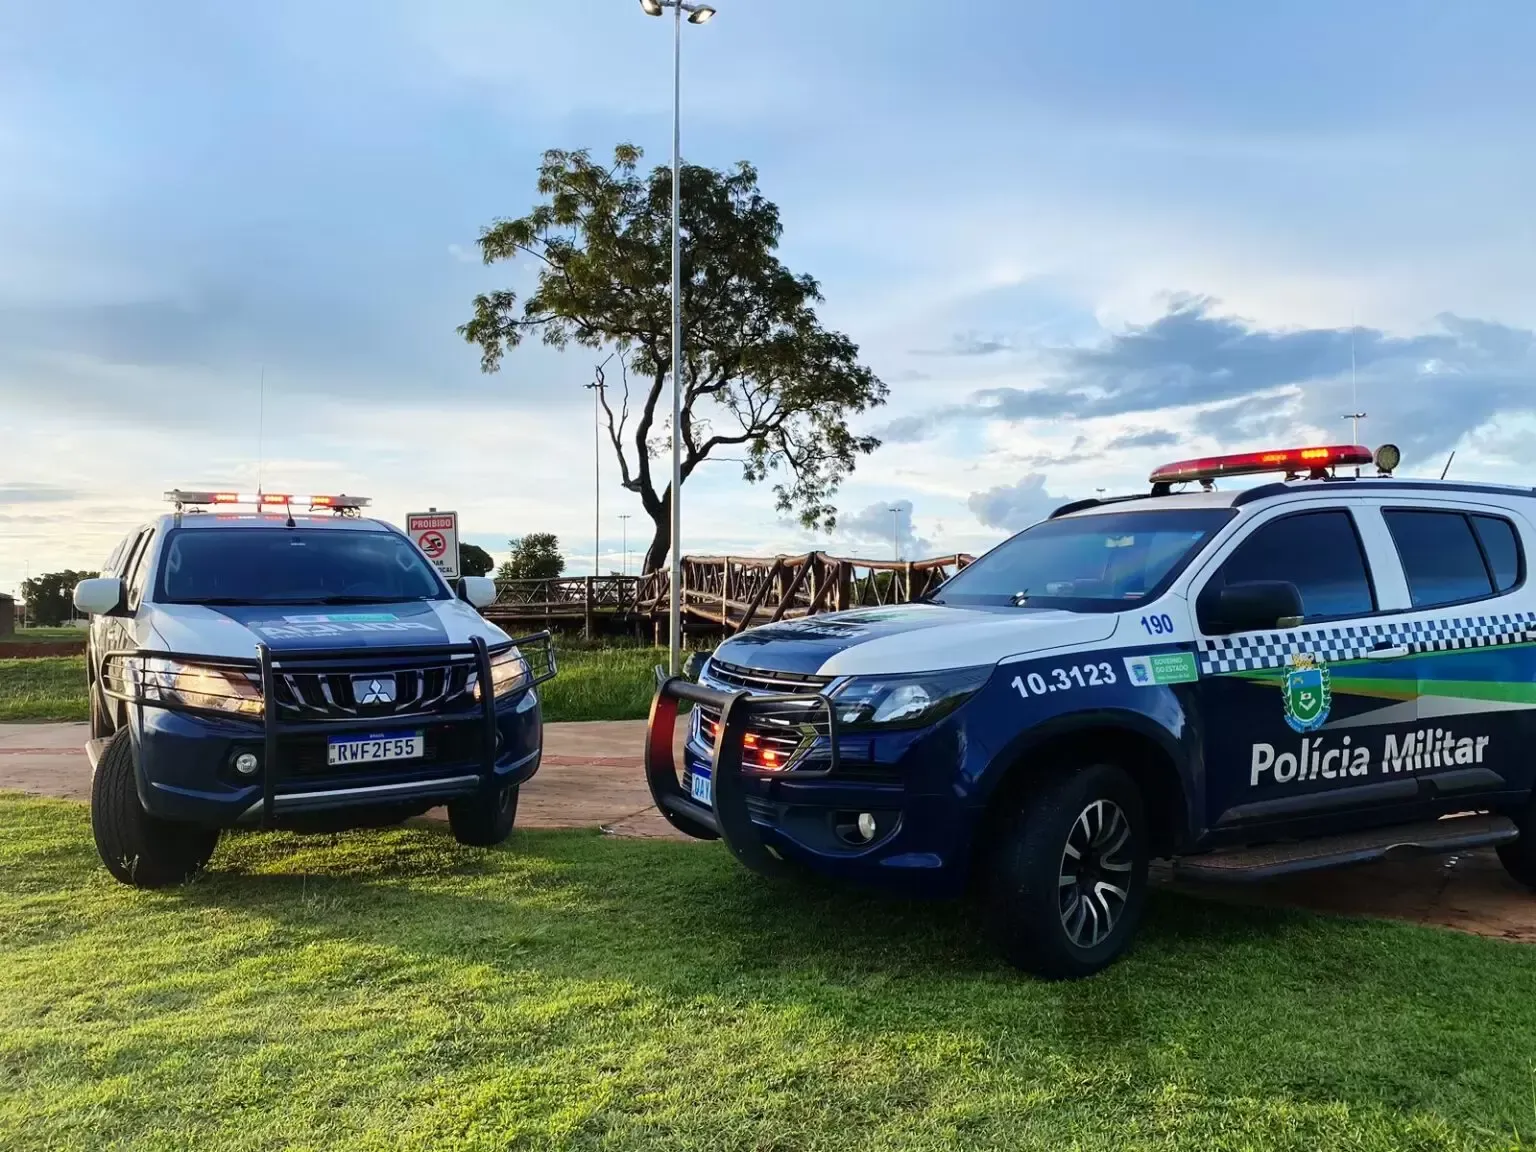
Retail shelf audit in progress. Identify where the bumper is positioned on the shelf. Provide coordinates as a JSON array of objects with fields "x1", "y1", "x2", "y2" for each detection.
[
  {"x1": 110, "y1": 635, "x2": 550, "y2": 828},
  {"x1": 645, "y1": 677, "x2": 974, "y2": 894}
]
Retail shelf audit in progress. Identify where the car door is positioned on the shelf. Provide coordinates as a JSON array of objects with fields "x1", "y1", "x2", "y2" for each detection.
[
  {"x1": 1190, "y1": 503, "x2": 1423, "y2": 832},
  {"x1": 1374, "y1": 501, "x2": 1534, "y2": 800}
]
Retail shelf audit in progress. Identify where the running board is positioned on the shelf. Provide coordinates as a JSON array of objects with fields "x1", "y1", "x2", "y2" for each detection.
[{"x1": 1174, "y1": 814, "x2": 1519, "y2": 883}]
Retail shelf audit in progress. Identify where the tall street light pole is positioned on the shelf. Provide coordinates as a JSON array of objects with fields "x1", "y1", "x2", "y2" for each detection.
[
  {"x1": 640, "y1": 0, "x2": 715, "y2": 675},
  {"x1": 619, "y1": 514, "x2": 632, "y2": 577}
]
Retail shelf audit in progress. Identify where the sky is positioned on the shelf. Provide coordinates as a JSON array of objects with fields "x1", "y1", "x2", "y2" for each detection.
[{"x1": 3, "y1": 0, "x2": 1536, "y2": 595}]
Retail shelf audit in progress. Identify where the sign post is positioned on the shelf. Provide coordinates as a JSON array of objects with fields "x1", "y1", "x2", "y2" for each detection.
[{"x1": 407, "y1": 510, "x2": 460, "y2": 580}]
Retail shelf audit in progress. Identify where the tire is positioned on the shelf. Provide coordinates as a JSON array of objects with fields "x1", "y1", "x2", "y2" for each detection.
[
  {"x1": 984, "y1": 762, "x2": 1149, "y2": 980},
  {"x1": 91, "y1": 730, "x2": 220, "y2": 888},
  {"x1": 447, "y1": 782, "x2": 519, "y2": 847},
  {"x1": 1496, "y1": 798, "x2": 1536, "y2": 889}
]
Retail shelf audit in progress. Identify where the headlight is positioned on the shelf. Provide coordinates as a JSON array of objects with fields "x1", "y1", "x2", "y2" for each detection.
[
  {"x1": 831, "y1": 665, "x2": 991, "y2": 729},
  {"x1": 483, "y1": 646, "x2": 530, "y2": 701},
  {"x1": 117, "y1": 655, "x2": 263, "y2": 716}
]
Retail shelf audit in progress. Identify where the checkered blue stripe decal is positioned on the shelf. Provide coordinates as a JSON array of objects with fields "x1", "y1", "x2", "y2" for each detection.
[{"x1": 1197, "y1": 611, "x2": 1536, "y2": 676}]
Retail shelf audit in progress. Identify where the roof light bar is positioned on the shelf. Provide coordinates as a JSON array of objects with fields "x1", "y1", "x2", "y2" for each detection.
[
  {"x1": 164, "y1": 490, "x2": 370, "y2": 510},
  {"x1": 1149, "y1": 444, "x2": 1374, "y2": 486}
]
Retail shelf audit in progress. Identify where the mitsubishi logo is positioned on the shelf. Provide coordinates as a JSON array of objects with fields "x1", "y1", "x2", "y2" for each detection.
[{"x1": 353, "y1": 674, "x2": 396, "y2": 705}]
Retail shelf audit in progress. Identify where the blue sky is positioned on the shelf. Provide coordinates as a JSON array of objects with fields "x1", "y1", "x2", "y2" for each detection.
[{"x1": 3, "y1": 0, "x2": 1536, "y2": 592}]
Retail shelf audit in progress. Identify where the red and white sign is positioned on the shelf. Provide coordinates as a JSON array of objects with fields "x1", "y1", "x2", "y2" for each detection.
[{"x1": 407, "y1": 511, "x2": 460, "y2": 579}]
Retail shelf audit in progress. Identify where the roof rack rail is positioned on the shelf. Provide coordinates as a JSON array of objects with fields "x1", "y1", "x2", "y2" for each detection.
[{"x1": 1048, "y1": 493, "x2": 1156, "y2": 519}]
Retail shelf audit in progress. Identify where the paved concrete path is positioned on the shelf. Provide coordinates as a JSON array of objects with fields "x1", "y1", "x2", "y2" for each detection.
[
  {"x1": 4, "y1": 721, "x2": 1534, "y2": 942},
  {"x1": 0, "y1": 719, "x2": 679, "y2": 838}
]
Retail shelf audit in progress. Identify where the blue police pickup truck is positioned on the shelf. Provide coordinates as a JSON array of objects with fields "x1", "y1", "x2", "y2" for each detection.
[
  {"x1": 72, "y1": 490, "x2": 554, "y2": 888},
  {"x1": 647, "y1": 443, "x2": 1536, "y2": 978}
]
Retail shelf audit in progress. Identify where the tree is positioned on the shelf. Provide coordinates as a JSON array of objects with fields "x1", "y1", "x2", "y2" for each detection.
[
  {"x1": 459, "y1": 542, "x2": 495, "y2": 577},
  {"x1": 21, "y1": 570, "x2": 95, "y2": 627},
  {"x1": 460, "y1": 144, "x2": 888, "y2": 573},
  {"x1": 496, "y1": 533, "x2": 565, "y2": 582}
]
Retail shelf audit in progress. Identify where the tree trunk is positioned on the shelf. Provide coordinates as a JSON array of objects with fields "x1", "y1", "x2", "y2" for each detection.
[{"x1": 641, "y1": 491, "x2": 672, "y2": 575}]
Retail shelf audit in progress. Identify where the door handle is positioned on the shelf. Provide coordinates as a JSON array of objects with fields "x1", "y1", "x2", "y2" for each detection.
[{"x1": 1365, "y1": 644, "x2": 1409, "y2": 660}]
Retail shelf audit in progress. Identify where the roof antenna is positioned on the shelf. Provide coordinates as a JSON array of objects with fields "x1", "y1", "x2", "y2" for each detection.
[
  {"x1": 1341, "y1": 315, "x2": 1366, "y2": 477},
  {"x1": 257, "y1": 364, "x2": 266, "y2": 498},
  {"x1": 1440, "y1": 451, "x2": 1455, "y2": 481}
]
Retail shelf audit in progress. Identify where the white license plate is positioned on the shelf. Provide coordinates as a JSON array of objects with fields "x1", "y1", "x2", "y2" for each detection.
[
  {"x1": 690, "y1": 768, "x2": 712, "y2": 806},
  {"x1": 327, "y1": 732, "x2": 424, "y2": 767}
]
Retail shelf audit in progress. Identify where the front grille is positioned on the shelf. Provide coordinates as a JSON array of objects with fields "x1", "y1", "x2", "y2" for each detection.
[
  {"x1": 272, "y1": 656, "x2": 479, "y2": 721},
  {"x1": 695, "y1": 660, "x2": 833, "y2": 773},
  {"x1": 702, "y1": 658, "x2": 831, "y2": 696}
]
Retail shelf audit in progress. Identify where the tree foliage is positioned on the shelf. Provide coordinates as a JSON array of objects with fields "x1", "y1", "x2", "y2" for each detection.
[
  {"x1": 459, "y1": 144, "x2": 887, "y2": 572},
  {"x1": 496, "y1": 534, "x2": 565, "y2": 582},
  {"x1": 21, "y1": 570, "x2": 95, "y2": 627},
  {"x1": 458, "y1": 543, "x2": 495, "y2": 578}
]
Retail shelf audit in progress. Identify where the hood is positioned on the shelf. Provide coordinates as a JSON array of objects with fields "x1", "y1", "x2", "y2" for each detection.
[
  {"x1": 711, "y1": 603, "x2": 1120, "y2": 677},
  {"x1": 145, "y1": 599, "x2": 507, "y2": 661}
]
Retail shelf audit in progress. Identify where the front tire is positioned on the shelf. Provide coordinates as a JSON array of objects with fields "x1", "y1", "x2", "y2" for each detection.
[
  {"x1": 448, "y1": 782, "x2": 519, "y2": 847},
  {"x1": 91, "y1": 730, "x2": 220, "y2": 888},
  {"x1": 985, "y1": 763, "x2": 1149, "y2": 979}
]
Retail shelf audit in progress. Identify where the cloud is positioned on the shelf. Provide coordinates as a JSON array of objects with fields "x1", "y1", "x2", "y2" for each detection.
[
  {"x1": 832, "y1": 499, "x2": 932, "y2": 558},
  {"x1": 911, "y1": 331, "x2": 1013, "y2": 357},
  {"x1": 966, "y1": 474, "x2": 1070, "y2": 534},
  {"x1": 1105, "y1": 429, "x2": 1179, "y2": 450},
  {"x1": 0, "y1": 483, "x2": 81, "y2": 505},
  {"x1": 886, "y1": 299, "x2": 1536, "y2": 464}
]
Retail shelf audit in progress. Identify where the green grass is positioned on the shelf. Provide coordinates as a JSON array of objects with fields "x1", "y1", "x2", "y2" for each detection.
[
  {"x1": 0, "y1": 657, "x2": 87, "y2": 722},
  {"x1": 0, "y1": 647, "x2": 665, "y2": 725},
  {"x1": 542, "y1": 646, "x2": 664, "y2": 723},
  {"x1": 2, "y1": 794, "x2": 1534, "y2": 1150}
]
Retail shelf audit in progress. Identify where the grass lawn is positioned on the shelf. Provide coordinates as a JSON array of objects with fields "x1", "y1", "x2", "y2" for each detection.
[
  {"x1": 2, "y1": 795, "x2": 1535, "y2": 1150},
  {"x1": 0, "y1": 647, "x2": 665, "y2": 725},
  {"x1": 0, "y1": 657, "x2": 87, "y2": 722}
]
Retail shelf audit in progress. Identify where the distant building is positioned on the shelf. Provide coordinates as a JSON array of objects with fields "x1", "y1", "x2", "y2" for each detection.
[{"x1": 0, "y1": 593, "x2": 13, "y2": 636}]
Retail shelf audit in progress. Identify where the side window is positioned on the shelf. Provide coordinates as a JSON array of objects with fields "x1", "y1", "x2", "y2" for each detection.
[
  {"x1": 1472, "y1": 514, "x2": 1522, "y2": 593},
  {"x1": 125, "y1": 531, "x2": 158, "y2": 609},
  {"x1": 102, "y1": 536, "x2": 129, "y2": 578},
  {"x1": 1383, "y1": 510, "x2": 1495, "y2": 608},
  {"x1": 1209, "y1": 510, "x2": 1376, "y2": 622}
]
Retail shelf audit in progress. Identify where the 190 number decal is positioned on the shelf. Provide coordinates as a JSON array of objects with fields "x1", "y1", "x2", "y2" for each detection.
[
  {"x1": 1011, "y1": 662, "x2": 1117, "y2": 698},
  {"x1": 1140, "y1": 613, "x2": 1176, "y2": 635}
]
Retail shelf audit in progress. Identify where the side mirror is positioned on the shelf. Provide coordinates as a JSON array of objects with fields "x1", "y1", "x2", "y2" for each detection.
[
  {"x1": 459, "y1": 575, "x2": 497, "y2": 610},
  {"x1": 1209, "y1": 580, "x2": 1304, "y2": 634},
  {"x1": 683, "y1": 651, "x2": 709, "y2": 682},
  {"x1": 73, "y1": 577, "x2": 125, "y2": 617}
]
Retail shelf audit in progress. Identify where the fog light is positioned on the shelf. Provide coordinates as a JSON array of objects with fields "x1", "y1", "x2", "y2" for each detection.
[
  {"x1": 856, "y1": 812, "x2": 877, "y2": 841},
  {"x1": 234, "y1": 752, "x2": 260, "y2": 776}
]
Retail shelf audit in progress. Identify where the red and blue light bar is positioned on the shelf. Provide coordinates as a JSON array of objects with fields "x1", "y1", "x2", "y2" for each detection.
[
  {"x1": 1149, "y1": 444, "x2": 1375, "y2": 486},
  {"x1": 164, "y1": 490, "x2": 370, "y2": 510}
]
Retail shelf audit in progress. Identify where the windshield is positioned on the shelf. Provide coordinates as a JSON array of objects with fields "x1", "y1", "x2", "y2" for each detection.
[
  {"x1": 932, "y1": 508, "x2": 1234, "y2": 610},
  {"x1": 157, "y1": 528, "x2": 449, "y2": 605}
]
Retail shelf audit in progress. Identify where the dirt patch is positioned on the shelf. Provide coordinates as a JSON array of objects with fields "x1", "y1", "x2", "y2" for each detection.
[{"x1": 0, "y1": 642, "x2": 84, "y2": 659}]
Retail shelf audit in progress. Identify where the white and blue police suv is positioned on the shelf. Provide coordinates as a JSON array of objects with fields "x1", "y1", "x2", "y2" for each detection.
[
  {"x1": 647, "y1": 443, "x2": 1536, "y2": 978},
  {"x1": 72, "y1": 490, "x2": 554, "y2": 888}
]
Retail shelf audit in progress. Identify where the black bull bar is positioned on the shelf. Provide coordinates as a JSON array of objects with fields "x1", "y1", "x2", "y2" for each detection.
[{"x1": 645, "y1": 675, "x2": 840, "y2": 875}]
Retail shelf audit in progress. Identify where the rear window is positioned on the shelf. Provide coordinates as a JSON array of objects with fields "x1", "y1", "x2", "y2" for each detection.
[
  {"x1": 1472, "y1": 515, "x2": 1522, "y2": 592},
  {"x1": 157, "y1": 528, "x2": 448, "y2": 605},
  {"x1": 1383, "y1": 509, "x2": 1521, "y2": 608}
]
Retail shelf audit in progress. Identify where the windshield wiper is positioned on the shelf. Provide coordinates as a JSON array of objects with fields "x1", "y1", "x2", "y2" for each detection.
[{"x1": 309, "y1": 595, "x2": 433, "y2": 605}]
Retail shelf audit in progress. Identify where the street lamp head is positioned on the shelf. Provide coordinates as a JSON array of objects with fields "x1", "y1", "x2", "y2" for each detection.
[
  {"x1": 687, "y1": 5, "x2": 716, "y2": 23},
  {"x1": 639, "y1": 0, "x2": 664, "y2": 15}
]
